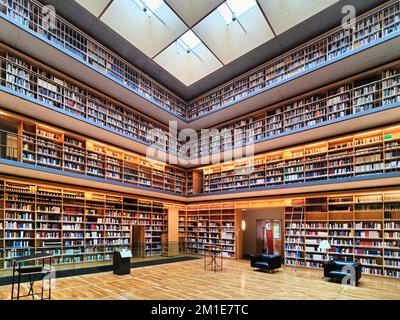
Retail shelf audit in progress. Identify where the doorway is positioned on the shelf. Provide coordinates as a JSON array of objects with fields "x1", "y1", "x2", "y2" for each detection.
[
  {"x1": 132, "y1": 225, "x2": 146, "y2": 258},
  {"x1": 256, "y1": 219, "x2": 282, "y2": 255}
]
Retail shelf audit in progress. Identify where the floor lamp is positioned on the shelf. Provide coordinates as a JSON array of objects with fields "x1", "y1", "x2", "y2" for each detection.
[{"x1": 318, "y1": 240, "x2": 331, "y2": 261}]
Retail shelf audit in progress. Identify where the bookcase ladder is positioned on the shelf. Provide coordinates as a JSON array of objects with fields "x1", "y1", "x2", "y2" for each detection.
[{"x1": 285, "y1": 205, "x2": 304, "y2": 272}]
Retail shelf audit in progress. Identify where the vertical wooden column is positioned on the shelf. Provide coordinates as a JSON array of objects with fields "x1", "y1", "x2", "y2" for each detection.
[
  {"x1": 192, "y1": 170, "x2": 202, "y2": 194},
  {"x1": 235, "y1": 209, "x2": 243, "y2": 259},
  {"x1": 17, "y1": 120, "x2": 23, "y2": 162},
  {"x1": 133, "y1": 225, "x2": 145, "y2": 258},
  {"x1": 163, "y1": 207, "x2": 179, "y2": 256}
]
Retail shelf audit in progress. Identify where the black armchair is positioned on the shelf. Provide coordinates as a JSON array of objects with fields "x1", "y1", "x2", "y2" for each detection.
[
  {"x1": 250, "y1": 254, "x2": 281, "y2": 273},
  {"x1": 323, "y1": 260, "x2": 362, "y2": 286}
]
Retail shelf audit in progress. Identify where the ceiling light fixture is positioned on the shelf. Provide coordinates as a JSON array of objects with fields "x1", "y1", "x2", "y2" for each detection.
[
  {"x1": 177, "y1": 30, "x2": 203, "y2": 62},
  {"x1": 133, "y1": 0, "x2": 166, "y2": 26},
  {"x1": 217, "y1": 0, "x2": 256, "y2": 33}
]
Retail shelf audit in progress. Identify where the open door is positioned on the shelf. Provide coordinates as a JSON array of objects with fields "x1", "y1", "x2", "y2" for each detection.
[{"x1": 256, "y1": 219, "x2": 282, "y2": 255}]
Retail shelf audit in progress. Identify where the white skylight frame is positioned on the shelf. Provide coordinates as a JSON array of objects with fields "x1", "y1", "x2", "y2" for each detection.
[
  {"x1": 133, "y1": 0, "x2": 164, "y2": 17},
  {"x1": 217, "y1": 0, "x2": 256, "y2": 24},
  {"x1": 177, "y1": 30, "x2": 201, "y2": 51},
  {"x1": 75, "y1": 0, "x2": 340, "y2": 86}
]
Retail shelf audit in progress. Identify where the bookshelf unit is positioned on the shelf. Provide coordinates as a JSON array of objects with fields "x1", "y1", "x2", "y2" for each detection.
[
  {"x1": 179, "y1": 203, "x2": 238, "y2": 258},
  {"x1": 186, "y1": 1, "x2": 400, "y2": 119},
  {"x1": 1, "y1": 0, "x2": 399, "y2": 122},
  {"x1": 197, "y1": 61, "x2": 400, "y2": 156},
  {"x1": 284, "y1": 190, "x2": 400, "y2": 279},
  {"x1": 199, "y1": 124, "x2": 400, "y2": 194},
  {"x1": 1, "y1": 175, "x2": 399, "y2": 278},
  {"x1": 0, "y1": 111, "x2": 187, "y2": 195},
  {"x1": 2, "y1": 43, "x2": 400, "y2": 160},
  {"x1": 0, "y1": 44, "x2": 181, "y2": 155},
  {"x1": 3, "y1": 110, "x2": 400, "y2": 198},
  {"x1": 0, "y1": 0, "x2": 187, "y2": 118},
  {"x1": 178, "y1": 209, "x2": 186, "y2": 252},
  {"x1": 0, "y1": 176, "x2": 174, "y2": 269}
]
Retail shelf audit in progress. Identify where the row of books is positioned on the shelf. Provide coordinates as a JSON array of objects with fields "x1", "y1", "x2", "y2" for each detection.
[
  {"x1": 188, "y1": 2, "x2": 400, "y2": 118},
  {"x1": 2, "y1": 47, "x2": 400, "y2": 160}
]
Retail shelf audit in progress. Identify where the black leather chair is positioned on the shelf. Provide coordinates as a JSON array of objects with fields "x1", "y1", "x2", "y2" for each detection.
[
  {"x1": 250, "y1": 254, "x2": 281, "y2": 273},
  {"x1": 323, "y1": 260, "x2": 362, "y2": 286}
]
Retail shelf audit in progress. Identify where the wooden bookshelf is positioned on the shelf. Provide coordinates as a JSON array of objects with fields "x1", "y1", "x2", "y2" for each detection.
[
  {"x1": 179, "y1": 203, "x2": 239, "y2": 258},
  {"x1": 178, "y1": 209, "x2": 187, "y2": 252},
  {"x1": 199, "y1": 124, "x2": 400, "y2": 194},
  {"x1": 7, "y1": 108, "x2": 400, "y2": 197},
  {"x1": 1, "y1": 44, "x2": 400, "y2": 160},
  {"x1": 284, "y1": 190, "x2": 400, "y2": 279},
  {"x1": 1, "y1": 173, "x2": 399, "y2": 278},
  {"x1": 186, "y1": 1, "x2": 400, "y2": 119},
  {"x1": 0, "y1": 110, "x2": 188, "y2": 195},
  {"x1": 0, "y1": 176, "x2": 177, "y2": 268},
  {"x1": 1, "y1": 0, "x2": 399, "y2": 122},
  {"x1": 0, "y1": 44, "x2": 181, "y2": 155}
]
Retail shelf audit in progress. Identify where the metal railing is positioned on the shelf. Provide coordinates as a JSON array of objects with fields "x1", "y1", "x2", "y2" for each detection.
[
  {"x1": 187, "y1": 1, "x2": 400, "y2": 119},
  {"x1": 1, "y1": 0, "x2": 399, "y2": 122},
  {"x1": 0, "y1": 50, "x2": 183, "y2": 154},
  {"x1": 0, "y1": 0, "x2": 187, "y2": 118},
  {"x1": 2, "y1": 44, "x2": 399, "y2": 161},
  {"x1": 193, "y1": 69, "x2": 400, "y2": 157}
]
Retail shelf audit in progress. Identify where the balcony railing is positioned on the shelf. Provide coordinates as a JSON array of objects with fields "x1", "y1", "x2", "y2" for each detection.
[
  {"x1": 187, "y1": 0, "x2": 400, "y2": 119},
  {"x1": 1, "y1": 0, "x2": 399, "y2": 122},
  {"x1": 0, "y1": 0, "x2": 187, "y2": 118},
  {"x1": 195, "y1": 64, "x2": 400, "y2": 156},
  {"x1": 196, "y1": 125, "x2": 400, "y2": 194},
  {"x1": 0, "y1": 128, "x2": 187, "y2": 195},
  {"x1": 2, "y1": 42, "x2": 399, "y2": 162},
  {"x1": 0, "y1": 46, "x2": 183, "y2": 155}
]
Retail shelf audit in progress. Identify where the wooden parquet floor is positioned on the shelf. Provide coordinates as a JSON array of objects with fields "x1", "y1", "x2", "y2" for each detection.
[{"x1": 0, "y1": 258, "x2": 399, "y2": 300}]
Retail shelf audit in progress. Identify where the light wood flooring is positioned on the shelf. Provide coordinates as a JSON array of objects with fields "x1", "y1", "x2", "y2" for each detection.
[{"x1": 0, "y1": 258, "x2": 399, "y2": 300}]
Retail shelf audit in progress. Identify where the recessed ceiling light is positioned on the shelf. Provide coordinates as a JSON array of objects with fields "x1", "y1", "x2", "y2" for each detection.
[
  {"x1": 133, "y1": 0, "x2": 163, "y2": 17},
  {"x1": 217, "y1": 0, "x2": 256, "y2": 24}
]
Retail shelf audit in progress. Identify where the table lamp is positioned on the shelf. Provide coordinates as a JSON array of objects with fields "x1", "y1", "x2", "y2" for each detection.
[{"x1": 318, "y1": 240, "x2": 331, "y2": 261}]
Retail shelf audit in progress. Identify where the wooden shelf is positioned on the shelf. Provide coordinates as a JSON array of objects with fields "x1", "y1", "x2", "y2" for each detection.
[
  {"x1": 198, "y1": 124, "x2": 400, "y2": 194},
  {"x1": 284, "y1": 191, "x2": 400, "y2": 278},
  {"x1": 178, "y1": 204, "x2": 238, "y2": 258},
  {"x1": 1, "y1": 111, "x2": 187, "y2": 195},
  {"x1": 0, "y1": 177, "x2": 176, "y2": 268}
]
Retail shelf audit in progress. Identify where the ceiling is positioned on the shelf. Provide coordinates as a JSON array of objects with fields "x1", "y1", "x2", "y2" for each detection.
[
  {"x1": 73, "y1": 0, "x2": 336, "y2": 86},
  {"x1": 40, "y1": 0, "x2": 387, "y2": 100}
]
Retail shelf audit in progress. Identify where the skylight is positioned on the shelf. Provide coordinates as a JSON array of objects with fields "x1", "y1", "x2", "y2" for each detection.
[
  {"x1": 177, "y1": 30, "x2": 201, "y2": 51},
  {"x1": 133, "y1": 0, "x2": 163, "y2": 16},
  {"x1": 217, "y1": 0, "x2": 256, "y2": 24}
]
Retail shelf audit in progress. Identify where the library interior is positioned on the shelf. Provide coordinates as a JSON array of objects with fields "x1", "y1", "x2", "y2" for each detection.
[{"x1": 0, "y1": 0, "x2": 399, "y2": 302}]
